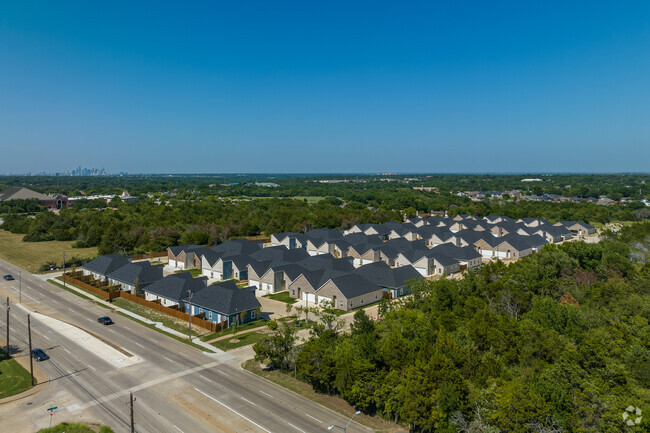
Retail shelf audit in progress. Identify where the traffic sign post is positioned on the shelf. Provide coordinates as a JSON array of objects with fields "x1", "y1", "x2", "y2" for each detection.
[{"x1": 47, "y1": 406, "x2": 57, "y2": 428}]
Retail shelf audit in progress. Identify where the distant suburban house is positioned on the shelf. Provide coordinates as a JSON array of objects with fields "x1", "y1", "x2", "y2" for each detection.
[
  {"x1": 184, "y1": 280, "x2": 261, "y2": 327},
  {"x1": 0, "y1": 186, "x2": 69, "y2": 210},
  {"x1": 106, "y1": 261, "x2": 164, "y2": 293},
  {"x1": 353, "y1": 262, "x2": 422, "y2": 299},
  {"x1": 143, "y1": 273, "x2": 208, "y2": 308},
  {"x1": 316, "y1": 274, "x2": 384, "y2": 311},
  {"x1": 167, "y1": 245, "x2": 206, "y2": 270},
  {"x1": 555, "y1": 221, "x2": 596, "y2": 236},
  {"x1": 81, "y1": 254, "x2": 131, "y2": 281}
]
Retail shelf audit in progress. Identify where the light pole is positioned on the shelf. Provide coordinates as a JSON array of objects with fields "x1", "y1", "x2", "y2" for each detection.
[
  {"x1": 329, "y1": 410, "x2": 361, "y2": 433},
  {"x1": 5, "y1": 297, "x2": 10, "y2": 358},
  {"x1": 62, "y1": 251, "x2": 67, "y2": 287},
  {"x1": 19, "y1": 270, "x2": 21, "y2": 303}
]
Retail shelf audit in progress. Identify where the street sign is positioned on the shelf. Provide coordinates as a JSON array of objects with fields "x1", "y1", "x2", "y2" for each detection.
[{"x1": 47, "y1": 406, "x2": 57, "y2": 411}]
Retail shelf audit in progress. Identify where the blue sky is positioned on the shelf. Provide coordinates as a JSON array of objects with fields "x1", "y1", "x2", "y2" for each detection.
[{"x1": 1, "y1": 1, "x2": 649, "y2": 174}]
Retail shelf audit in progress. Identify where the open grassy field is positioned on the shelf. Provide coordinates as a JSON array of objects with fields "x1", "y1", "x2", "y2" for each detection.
[
  {"x1": 0, "y1": 230, "x2": 98, "y2": 272},
  {"x1": 0, "y1": 349, "x2": 34, "y2": 399}
]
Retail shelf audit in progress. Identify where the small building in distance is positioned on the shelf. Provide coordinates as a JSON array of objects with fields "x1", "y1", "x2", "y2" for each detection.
[{"x1": 0, "y1": 187, "x2": 68, "y2": 210}]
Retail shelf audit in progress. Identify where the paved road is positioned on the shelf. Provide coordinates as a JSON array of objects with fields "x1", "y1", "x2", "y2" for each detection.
[{"x1": 0, "y1": 259, "x2": 372, "y2": 433}]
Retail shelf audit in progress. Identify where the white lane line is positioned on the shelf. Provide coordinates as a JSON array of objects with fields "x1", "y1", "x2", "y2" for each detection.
[
  {"x1": 173, "y1": 426, "x2": 185, "y2": 433},
  {"x1": 288, "y1": 422, "x2": 306, "y2": 433},
  {"x1": 259, "y1": 390, "x2": 273, "y2": 398},
  {"x1": 216, "y1": 370, "x2": 226, "y2": 375},
  {"x1": 87, "y1": 364, "x2": 96, "y2": 371},
  {"x1": 199, "y1": 374, "x2": 213, "y2": 383},
  {"x1": 63, "y1": 348, "x2": 71, "y2": 354},
  {"x1": 51, "y1": 299, "x2": 59, "y2": 304},
  {"x1": 42, "y1": 334, "x2": 51, "y2": 341},
  {"x1": 194, "y1": 388, "x2": 272, "y2": 433},
  {"x1": 241, "y1": 396, "x2": 256, "y2": 406},
  {"x1": 304, "y1": 413, "x2": 323, "y2": 423},
  {"x1": 134, "y1": 342, "x2": 144, "y2": 348},
  {"x1": 162, "y1": 356, "x2": 174, "y2": 364}
]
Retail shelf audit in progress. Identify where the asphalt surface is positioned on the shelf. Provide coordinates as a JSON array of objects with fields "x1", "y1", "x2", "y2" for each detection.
[{"x1": 0, "y1": 258, "x2": 373, "y2": 433}]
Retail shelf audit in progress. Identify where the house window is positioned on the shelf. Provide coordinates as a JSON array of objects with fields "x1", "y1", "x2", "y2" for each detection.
[
  {"x1": 339, "y1": 301, "x2": 343, "y2": 308},
  {"x1": 361, "y1": 297, "x2": 364, "y2": 303},
  {"x1": 209, "y1": 311, "x2": 212, "y2": 320},
  {"x1": 251, "y1": 310, "x2": 256, "y2": 319}
]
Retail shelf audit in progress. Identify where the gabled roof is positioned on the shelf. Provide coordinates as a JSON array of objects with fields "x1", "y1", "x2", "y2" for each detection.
[
  {"x1": 106, "y1": 261, "x2": 164, "y2": 286},
  {"x1": 191, "y1": 281, "x2": 261, "y2": 315},
  {"x1": 557, "y1": 221, "x2": 595, "y2": 230},
  {"x1": 430, "y1": 244, "x2": 482, "y2": 262},
  {"x1": 168, "y1": 244, "x2": 203, "y2": 257},
  {"x1": 354, "y1": 262, "x2": 422, "y2": 289},
  {"x1": 0, "y1": 187, "x2": 50, "y2": 202},
  {"x1": 212, "y1": 239, "x2": 262, "y2": 256},
  {"x1": 82, "y1": 254, "x2": 131, "y2": 276},
  {"x1": 143, "y1": 273, "x2": 208, "y2": 302},
  {"x1": 321, "y1": 274, "x2": 382, "y2": 299}
]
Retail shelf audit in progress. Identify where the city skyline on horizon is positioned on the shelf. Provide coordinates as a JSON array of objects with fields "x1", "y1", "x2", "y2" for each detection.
[{"x1": 1, "y1": 1, "x2": 649, "y2": 174}]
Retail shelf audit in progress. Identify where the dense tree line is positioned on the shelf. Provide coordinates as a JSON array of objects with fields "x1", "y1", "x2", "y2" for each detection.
[
  {"x1": 0, "y1": 198, "x2": 401, "y2": 254},
  {"x1": 255, "y1": 223, "x2": 650, "y2": 432}
]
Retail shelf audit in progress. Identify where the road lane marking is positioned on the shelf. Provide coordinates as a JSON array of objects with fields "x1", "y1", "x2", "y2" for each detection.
[
  {"x1": 194, "y1": 388, "x2": 272, "y2": 433},
  {"x1": 162, "y1": 356, "x2": 175, "y2": 364},
  {"x1": 134, "y1": 342, "x2": 144, "y2": 348},
  {"x1": 75, "y1": 361, "x2": 222, "y2": 411},
  {"x1": 260, "y1": 390, "x2": 273, "y2": 398},
  {"x1": 241, "y1": 396, "x2": 256, "y2": 406},
  {"x1": 173, "y1": 426, "x2": 185, "y2": 433},
  {"x1": 216, "y1": 370, "x2": 226, "y2": 375},
  {"x1": 199, "y1": 374, "x2": 213, "y2": 383},
  {"x1": 288, "y1": 422, "x2": 306, "y2": 433},
  {"x1": 305, "y1": 413, "x2": 323, "y2": 423},
  {"x1": 87, "y1": 364, "x2": 96, "y2": 371},
  {"x1": 42, "y1": 334, "x2": 51, "y2": 341},
  {"x1": 51, "y1": 299, "x2": 59, "y2": 304}
]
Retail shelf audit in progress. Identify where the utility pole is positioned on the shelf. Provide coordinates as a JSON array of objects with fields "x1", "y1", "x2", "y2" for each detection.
[
  {"x1": 62, "y1": 252, "x2": 66, "y2": 287},
  {"x1": 5, "y1": 297, "x2": 10, "y2": 358},
  {"x1": 19, "y1": 270, "x2": 22, "y2": 303},
  {"x1": 187, "y1": 290, "x2": 192, "y2": 340},
  {"x1": 28, "y1": 314, "x2": 34, "y2": 386},
  {"x1": 130, "y1": 391, "x2": 135, "y2": 433}
]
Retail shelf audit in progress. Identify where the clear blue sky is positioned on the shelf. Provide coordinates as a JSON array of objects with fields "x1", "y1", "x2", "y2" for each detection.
[{"x1": 1, "y1": 1, "x2": 649, "y2": 174}]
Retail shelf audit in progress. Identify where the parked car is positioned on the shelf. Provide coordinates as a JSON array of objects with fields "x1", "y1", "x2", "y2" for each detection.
[
  {"x1": 3, "y1": 275, "x2": 14, "y2": 281},
  {"x1": 97, "y1": 316, "x2": 114, "y2": 325},
  {"x1": 32, "y1": 348, "x2": 49, "y2": 362}
]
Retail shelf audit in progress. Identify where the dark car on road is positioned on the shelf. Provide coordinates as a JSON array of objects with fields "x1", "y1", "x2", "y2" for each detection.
[
  {"x1": 32, "y1": 348, "x2": 49, "y2": 361},
  {"x1": 97, "y1": 316, "x2": 114, "y2": 325},
  {"x1": 3, "y1": 274, "x2": 14, "y2": 281}
]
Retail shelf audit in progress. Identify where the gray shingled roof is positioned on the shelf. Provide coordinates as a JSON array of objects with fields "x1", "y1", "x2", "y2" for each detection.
[
  {"x1": 144, "y1": 273, "x2": 208, "y2": 302},
  {"x1": 354, "y1": 262, "x2": 422, "y2": 289},
  {"x1": 191, "y1": 281, "x2": 261, "y2": 315},
  {"x1": 323, "y1": 274, "x2": 382, "y2": 299},
  {"x1": 82, "y1": 254, "x2": 131, "y2": 276},
  {"x1": 106, "y1": 261, "x2": 164, "y2": 286}
]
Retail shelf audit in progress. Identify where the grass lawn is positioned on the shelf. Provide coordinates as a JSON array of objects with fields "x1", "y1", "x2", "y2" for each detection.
[
  {"x1": 115, "y1": 312, "x2": 208, "y2": 351},
  {"x1": 111, "y1": 298, "x2": 211, "y2": 337},
  {"x1": 48, "y1": 279, "x2": 113, "y2": 309},
  {"x1": 0, "y1": 229, "x2": 97, "y2": 272},
  {"x1": 37, "y1": 422, "x2": 114, "y2": 433},
  {"x1": 211, "y1": 331, "x2": 265, "y2": 350},
  {"x1": 174, "y1": 269, "x2": 202, "y2": 277},
  {"x1": 0, "y1": 349, "x2": 35, "y2": 399},
  {"x1": 243, "y1": 360, "x2": 397, "y2": 433},
  {"x1": 200, "y1": 319, "x2": 267, "y2": 341},
  {"x1": 264, "y1": 291, "x2": 297, "y2": 304}
]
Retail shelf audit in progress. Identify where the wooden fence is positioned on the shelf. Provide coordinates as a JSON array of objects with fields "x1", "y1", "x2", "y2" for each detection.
[
  {"x1": 116, "y1": 291, "x2": 226, "y2": 332},
  {"x1": 131, "y1": 252, "x2": 168, "y2": 261},
  {"x1": 63, "y1": 274, "x2": 121, "y2": 300},
  {"x1": 63, "y1": 273, "x2": 227, "y2": 332}
]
